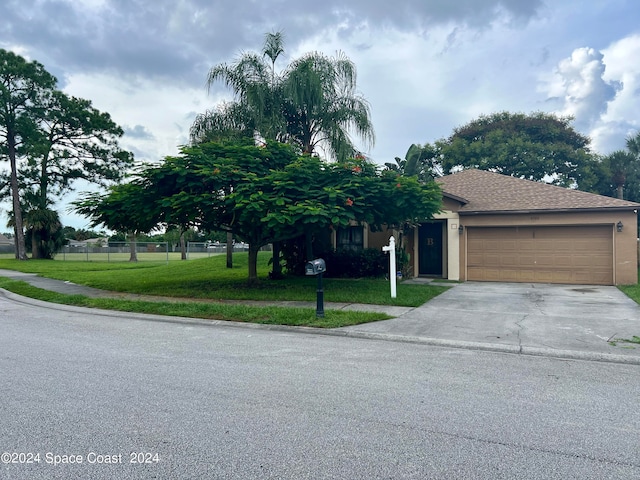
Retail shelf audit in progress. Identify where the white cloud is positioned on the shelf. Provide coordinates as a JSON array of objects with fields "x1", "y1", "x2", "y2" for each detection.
[
  {"x1": 288, "y1": 14, "x2": 556, "y2": 162},
  {"x1": 545, "y1": 47, "x2": 617, "y2": 130},
  {"x1": 62, "y1": 72, "x2": 214, "y2": 162},
  {"x1": 600, "y1": 34, "x2": 640, "y2": 142},
  {"x1": 540, "y1": 36, "x2": 640, "y2": 154}
]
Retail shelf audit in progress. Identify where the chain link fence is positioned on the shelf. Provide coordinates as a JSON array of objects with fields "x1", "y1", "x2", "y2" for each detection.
[
  {"x1": 57, "y1": 242, "x2": 171, "y2": 262},
  {"x1": 0, "y1": 241, "x2": 271, "y2": 262}
]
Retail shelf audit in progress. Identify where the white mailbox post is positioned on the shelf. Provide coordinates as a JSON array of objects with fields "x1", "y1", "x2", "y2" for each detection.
[{"x1": 382, "y1": 236, "x2": 397, "y2": 298}]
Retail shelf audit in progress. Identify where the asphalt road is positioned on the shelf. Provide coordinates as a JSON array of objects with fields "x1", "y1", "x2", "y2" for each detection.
[{"x1": 1, "y1": 293, "x2": 639, "y2": 479}]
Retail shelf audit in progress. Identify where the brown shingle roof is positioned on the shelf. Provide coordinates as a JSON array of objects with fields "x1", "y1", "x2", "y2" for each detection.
[{"x1": 436, "y1": 169, "x2": 640, "y2": 214}]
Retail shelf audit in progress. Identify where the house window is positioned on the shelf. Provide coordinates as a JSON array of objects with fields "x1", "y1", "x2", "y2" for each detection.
[{"x1": 337, "y1": 226, "x2": 364, "y2": 251}]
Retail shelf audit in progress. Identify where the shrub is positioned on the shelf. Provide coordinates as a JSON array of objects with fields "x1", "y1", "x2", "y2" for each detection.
[{"x1": 320, "y1": 248, "x2": 388, "y2": 278}]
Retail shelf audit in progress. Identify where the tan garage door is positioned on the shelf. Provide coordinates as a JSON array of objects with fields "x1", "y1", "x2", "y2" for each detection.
[{"x1": 467, "y1": 226, "x2": 613, "y2": 285}]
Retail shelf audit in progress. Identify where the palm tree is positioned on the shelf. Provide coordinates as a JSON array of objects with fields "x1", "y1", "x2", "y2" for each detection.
[
  {"x1": 191, "y1": 32, "x2": 375, "y2": 272},
  {"x1": 278, "y1": 50, "x2": 374, "y2": 160},
  {"x1": 606, "y1": 150, "x2": 636, "y2": 199},
  {"x1": 24, "y1": 207, "x2": 64, "y2": 259},
  {"x1": 385, "y1": 143, "x2": 440, "y2": 182},
  {"x1": 191, "y1": 32, "x2": 374, "y2": 161},
  {"x1": 601, "y1": 132, "x2": 640, "y2": 201},
  {"x1": 190, "y1": 32, "x2": 285, "y2": 145},
  {"x1": 627, "y1": 131, "x2": 640, "y2": 158}
]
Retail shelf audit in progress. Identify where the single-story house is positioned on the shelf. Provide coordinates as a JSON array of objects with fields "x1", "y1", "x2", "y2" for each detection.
[
  {"x1": 0, "y1": 233, "x2": 12, "y2": 245},
  {"x1": 351, "y1": 169, "x2": 640, "y2": 286},
  {"x1": 68, "y1": 237, "x2": 109, "y2": 248}
]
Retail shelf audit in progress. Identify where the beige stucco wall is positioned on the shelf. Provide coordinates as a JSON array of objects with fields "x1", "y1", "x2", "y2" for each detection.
[
  {"x1": 457, "y1": 210, "x2": 638, "y2": 285},
  {"x1": 368, "y1": 227, "x2": 395, "y2": 251},
  {"x1": 410, "y1": 212, "x2": 461, "y2": 281}
]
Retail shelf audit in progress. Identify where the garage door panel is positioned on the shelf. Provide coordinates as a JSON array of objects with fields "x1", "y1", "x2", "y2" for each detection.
[
  {"x1": 500, "y1": 254, "x2": 520, "y2": 267},
  {"x1": 501, "y1": 240, "x2": 518, "y2": 251},
  {"x1": 467, "y1": 226, "x2": 613, "y2": 285},
  {"x1": 519, "y1": 271, "x2": 535, "y2": 282},
  {"x1": 537, "y1": 257, "x2": 561, "y2": 267},
  {"x1": 535, "y1": 270, "x2": 558, "y2": 283}
]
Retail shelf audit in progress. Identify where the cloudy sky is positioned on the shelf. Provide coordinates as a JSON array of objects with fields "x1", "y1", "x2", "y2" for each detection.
[{"x1": 2, "y1": 0, "x2": 640, "y2": 228}]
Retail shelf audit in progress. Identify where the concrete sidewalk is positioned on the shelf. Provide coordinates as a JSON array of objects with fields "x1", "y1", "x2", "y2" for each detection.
[{"x1": 1, "y1": 269, "x2": 639, "y2": 364}]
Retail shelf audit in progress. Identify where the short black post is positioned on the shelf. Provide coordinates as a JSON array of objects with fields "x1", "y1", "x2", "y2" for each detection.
[{"x1": 316, "y1": 272, "x2": 324, "y2": 318}]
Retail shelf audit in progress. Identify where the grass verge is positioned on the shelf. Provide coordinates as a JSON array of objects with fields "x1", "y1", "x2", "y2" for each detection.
[
  {"x1": 618, "y1": 269, "x2": 640, "y2": 305},
  {"x1": 0, "y1": 254, "x2": 447, "y2": 307},
  {"x1": 0, "y1": 278, "x2": 392, "y2": 328}
]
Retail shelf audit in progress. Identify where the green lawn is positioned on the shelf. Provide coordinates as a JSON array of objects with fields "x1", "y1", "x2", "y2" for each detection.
[
  {"x1": 618, "y1": 269, "x2": 640, "y2": 305},
  {"x1": 0, "y1": 253, "x2": 447, "y2": 327}
]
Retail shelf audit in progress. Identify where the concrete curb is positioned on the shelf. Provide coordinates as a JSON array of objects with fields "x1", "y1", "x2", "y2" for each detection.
[{"x1": 3, "y1": 287, "x2": 639, "y2": 366}]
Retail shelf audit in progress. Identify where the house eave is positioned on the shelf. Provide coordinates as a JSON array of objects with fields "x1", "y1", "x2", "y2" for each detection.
[
  {"x1": 442, "y1": 191, "x2": 469, "y2": 205},
  {"x1": 458, "y1": 206, "x2": 640, "y2": 216}
]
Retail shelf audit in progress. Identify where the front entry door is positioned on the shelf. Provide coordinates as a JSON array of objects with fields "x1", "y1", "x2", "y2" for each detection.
[{"x1": 419, "y1": 223, "x2": 443, "y2": 276}]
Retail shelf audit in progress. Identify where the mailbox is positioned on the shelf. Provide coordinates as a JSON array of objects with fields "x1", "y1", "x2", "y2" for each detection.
[
  {"x1": 305, "y1": 258, "x2": 326, "y2": 276},
  {"x1": 305, "y1": 258, "x2": 326, "y2": 318}
]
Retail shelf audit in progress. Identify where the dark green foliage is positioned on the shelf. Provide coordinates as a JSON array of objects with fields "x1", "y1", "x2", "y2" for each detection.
[
  {"x1": 385, "y1": 143, "x2": 440, "y2": 181},
  {"x1": 320, "y1": 248, "x2": 388, "y2": 278},
  {"x1": 75, "y1": 140, "x2": 442, "y2": 283},
  {"x1": 24, "y1": 208, "x2": 64, "y2": 259},
  {"x1": 578, "y1": 131, "x2": 640, "y2": 204},
  {"x1": 437, "y1": 111, "x2": 594, "y2": 187}
]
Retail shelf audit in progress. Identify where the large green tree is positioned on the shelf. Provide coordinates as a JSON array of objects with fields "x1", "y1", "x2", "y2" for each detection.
[
  {"x1": 229, "y1": 155, "x2": 441, "y2": 281},
  {"x1": 20, "y1": 91, "x2": 132, "y2": 258},
  {"x1": 0, "y1": 49, "x2": 132, "y2": 259},
  {"x1": 437, "y1": 111, "x2": 595, "y2": 187},
  {"x1": 73, "y1": 181, "x2": 160, "y2": 262},
  {"x1": 0, "y1": 49, "x2": 56, "y2": 259},
  {"x1": 191, "y1": 32, "x2": 375, "y2": 274},
  {"x1": 23, "y1": 91, "x2": 132, "y2": 206},
  {"x1": 75, "y1": 141, "x2": 441, "y2": 284}
]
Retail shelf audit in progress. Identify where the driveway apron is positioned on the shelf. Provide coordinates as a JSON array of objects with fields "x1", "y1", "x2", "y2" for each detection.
[{"x1": 341, "y1": 282, "x2": 640, "y2": 359}]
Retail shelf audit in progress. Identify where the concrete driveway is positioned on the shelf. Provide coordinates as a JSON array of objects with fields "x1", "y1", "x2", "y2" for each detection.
[{"x1": 341, "y1": 282, "x2": 640, "y2": 361}]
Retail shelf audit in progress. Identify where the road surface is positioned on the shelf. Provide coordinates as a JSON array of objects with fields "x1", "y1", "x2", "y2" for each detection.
[{"x1": 1, "y1": 293, "x2": 639, "y2": 479}]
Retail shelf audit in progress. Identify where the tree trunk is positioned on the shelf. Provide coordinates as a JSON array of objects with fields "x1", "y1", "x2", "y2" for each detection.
[
  {"x1": 271, "y1": 241, "x2": 283, "y2": 279},
  {"x1": 305, "y1": 228, "x2": 314, "y2": 261},
  {"x1": 8, "y1": 132, "x2": 27, "y2": 260},
  {"x1": 617, "y1": 184, "x2": 624, "y2": 200},
  {"x1": 128, "y1": 233, "x2": 138, "y2": 262},
  {"x1": 247, "y1": 244, "x2": 259, "y2": 285},
  {"x1": 226, "y1": 231, "x2": 233, "y2": 268},
  {"x1": 31, "y1": 234, "x2": 40, "y2": 259},
  {"x1": 179, "y1": 231, "x2": 187, "y2": 260}
]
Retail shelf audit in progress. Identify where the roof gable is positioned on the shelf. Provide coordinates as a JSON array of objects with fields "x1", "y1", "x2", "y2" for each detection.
[{"x1": 436, "y1": 169, "x2": 640, "y2": 213}]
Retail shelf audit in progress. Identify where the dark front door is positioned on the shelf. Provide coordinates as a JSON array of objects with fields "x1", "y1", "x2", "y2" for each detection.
[{"x1": 419, "y1": 223, "x2": 443, "y2": 276}]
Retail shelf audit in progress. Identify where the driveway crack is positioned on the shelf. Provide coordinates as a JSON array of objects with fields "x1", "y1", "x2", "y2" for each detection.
[{"x1": 515, "y1": 315, "x2": 527, "y2": 353}]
